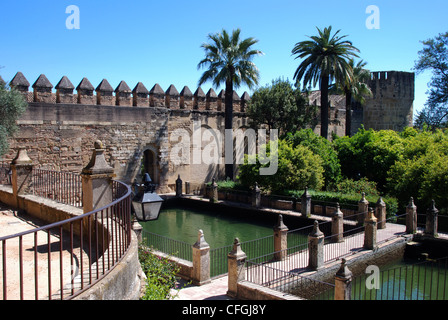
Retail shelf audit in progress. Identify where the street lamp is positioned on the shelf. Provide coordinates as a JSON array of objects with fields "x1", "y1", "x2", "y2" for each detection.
[{"x1": 132, "y1": 173, "x2": 164, "y2": 222}]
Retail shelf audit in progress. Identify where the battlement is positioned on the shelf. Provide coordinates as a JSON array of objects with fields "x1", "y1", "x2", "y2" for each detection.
[{"x1": 7, "y1": 72, "x2": 251, "y2": 113}]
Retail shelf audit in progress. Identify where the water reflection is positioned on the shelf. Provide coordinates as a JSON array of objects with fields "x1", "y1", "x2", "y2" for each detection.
[{"x1": 140, "y1": 206, "x2": 274, "y2": 248}]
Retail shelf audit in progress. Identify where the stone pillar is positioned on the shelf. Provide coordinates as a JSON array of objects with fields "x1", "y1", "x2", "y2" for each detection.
[
  {"x1": 375, "y1": 197, "x2": 387, "y2": 229},
  {"x1": 308, "y1": 221, "x2": 324, "y2": 270},
  {"x1": 165, "y1": 84, "x2": 180, "y2": 109},
  {"x1": 149, "y1": 83, "x2": 165, "y2": 108},
  {"x1": 192, "y1": 230, "x2": 211, "y2": 286},
  {"x1": 185, "y1": 181, "x2": 191, "y2": 194},
  {"x1": 252, "y1": 182, "x2": 261, "y2": 208},
  {"x1": 334, "y1": 258, "x2": 352, "y2": 300},
  {"x1": 227, "y1": 238, "x2": 247, "y2": 298},
  {"x1": 32, "y1": 74, "x2": 53, "y2": 103},
  {"x1": 175, "y1": 175, "x2": 183, "y2": 197},
  {"x1": 10, "y1": 148, "x2": 34, "y2": 207},
  {"x1": 96, "y1": 79, "x2": 115, "y2": 106},
  {"x1": 358, "y1": 192, "x2": 369, "y2": 225},
  {"x1": 425, "y1": 200, "x2": 438, "y2": 237},
  {"x1": 115, "y1": 81, "x2": 132, "y2": 106},
  {"x1": 55, "y1": 76, "x2": 75, "y2": 104},
  {"x1": 364, "y1": 208, "x2": 377, "y2": 250},
  {"x1": 301, "y1": 187, "x2": 311, "y2": 218},
  {"x1": 132, "y1": 82, "x2": 150, "y2": 107},
  {"x1": 194, "y1": 87, "x2": 206, "y2": 110},
  {"x1": 406, "y1": 197, "x2": 417, "y2": 234},
  {"x1": 274, "y1": 215, "x2": 289, "y2": 261},
  {"x1": 180, "y1": 86, "x2": 193, "y2": 109},
  {"x1": 209, "y1": 178, "x2": 218, "y2": 203},
  {"x1": 206, "y1": 88, "x2": 217, "y2": 110},
  {"x1": 331, "y1": 203, "x2": 344, "y2": 243},
  {"x1": 76, "y1": 77, "x2": 96, "y2": 105},
  {"x1": 81, "y1": 140, "x2": 115, "y2": 213}
]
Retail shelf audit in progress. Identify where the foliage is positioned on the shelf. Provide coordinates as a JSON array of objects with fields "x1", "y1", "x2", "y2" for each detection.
[
  {"x1": 292, "y1": 26, "x2": 360, "y2": 138},
  {"x1": 333, "y1": 128, "x2": 404, "y2": 192},
  {"x1": 138, "y1": 244, "x2": 181, "y2": 300},
  {"x1": 285, "y1": 129, "x2": 341, "y2": 189},
  {"x1": 332, "y1": 177, "x2": 379, "y2": 197},
  {"x1": 0, "y1": 79, "x2": 28, "y2": 156},
  {"x1": 414, "y1": 31, "x2": 448, "y2": 129},
  {"x1": 238, "y1": 139, "x2": 324, "y2": 193},
  {"x1": 246, "y1": 78, "x2": 317, "y2": 135},
  {"x1": 387, "y1": 128, "x2": 448, "y2": 212}
]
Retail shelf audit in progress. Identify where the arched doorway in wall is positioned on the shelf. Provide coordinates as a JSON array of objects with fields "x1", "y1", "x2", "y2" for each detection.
[{"x1": 140, "y1": 147, "x2": 159, "y2": 185}]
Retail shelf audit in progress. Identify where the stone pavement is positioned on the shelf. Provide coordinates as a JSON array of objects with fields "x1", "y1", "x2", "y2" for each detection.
[{"x1": 171, "y1": 276, "x2": 234, "y2": 300}]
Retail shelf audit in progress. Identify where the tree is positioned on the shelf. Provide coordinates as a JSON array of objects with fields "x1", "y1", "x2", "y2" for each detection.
[
  {"x1": 330, "y1": 59, "x2": 372, "y2": 136},
  {"x1": 0, "y1": 77, "x2": 28, "y2": 156},
  {"x1": 246, "y1": 78, "x2": 316, "y2": 135},
  {"x1": 292, "y1": 26, "x2": 360, "y2": 139},
  {"x1": 238, "y1": 139, "x2": 324, "y2": 193},
  {"x1": 198, "y1": 29, "x2": 263, "y2": 180},
  {"x1": 414, "y1": 32, "x2": 448, "y2": 129}
]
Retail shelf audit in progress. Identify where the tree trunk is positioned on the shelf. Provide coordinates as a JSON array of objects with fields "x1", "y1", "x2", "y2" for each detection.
[
  {"x1": 345, "y1": 88, "x2": 352, "y2": 137},
  {"x1": 225, "y1": 77, "x2": 234, "y2": 180},
  {"x1": 320, "y1": 75, "x2": 330, "y2": 139}
]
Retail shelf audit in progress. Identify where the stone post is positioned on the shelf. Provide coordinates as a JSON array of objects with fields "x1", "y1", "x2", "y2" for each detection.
[
  {"x1": 10, "y1": 148, "x2": 34, "y2": 208},
  {"x1": 180, "y1": 86, "x2": 193, "y2": 109},
  {"x1": 334, "y1": 258, "x2": 352, "y2": 300},
  {"x1": 175, "y1": 175, "x2": 183, "y2": 197},
  {"x1": 301, "y1": 187, "x2": 312, "y2": 218},
  {"x1": 331, "y1": 203, "x2": 344, "y2": 243},
  {"x1": 252, "y1": 182, "x2": 261, "y2": 208},
  {"x1": 375, "y1": 197, "x2": 387, "y2": 229},
  {"x1": 32, "y1": 74, "x2": 53, "y2": 103},
  {"x1": 209, "y1": 178, "x2": 218, "y2": 203},
  {"x1": 192, "y1": 230, "x2": 211, "y2": 286},
  {"x1": 55, "y1": 76, "x2": 75, "y2": 104},
  {"x1": 185, "y1": 181, "x2": 191, "y2": 195},
  {"x1": 81, "y1": 140, "x2": 115, "y2": 213},
  {"x1": 149, "y1": 84, "x2": 165, "y2": 108},
  {"x1": 358, "y1": 192, "x2": 369, "y2": 225},
  {"x1": 206, "y1": 88, "x2": 217, "y2": 110},
  {"x1": 194, "y1": 87, "x2": 206, "y2": 110},
  {"x1": 227, "y1": 238, "x2": 247, "y2": 298},
  {"x1": 425, "y1": 200, "x2": 438, "y2": 237},
  {"x1": 115, "y1": 81, "x2": 132, "y2": 106},
  {"x1": 165, "y1": 84, "x2": 180, "y2": 109},
  {"x1": 308, "y1": 221, "x2": 324, "y2": 270},
  {"x1": 406, "y1": 197, "x2": 417, "y2": 234},
  {"x1": 96, "y1": 79, "x2": 115, "y2": 106},
  {"x1": 132, "y1": 82, "x2": 150, "y2": 107},
  {"x1": 274, "y1": 215, "x2": 289, "y2": 261},
  {"x1": 364, "y1": 208, "x2": 377, "y2": 250},
  {"x1": 76, "y1": 77, "x2": 96, "y2": 105}
]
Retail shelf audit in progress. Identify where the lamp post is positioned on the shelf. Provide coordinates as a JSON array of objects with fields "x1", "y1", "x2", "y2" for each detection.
[{"x1": 132, "y1": 173, "x2": 164, "y2": 222}]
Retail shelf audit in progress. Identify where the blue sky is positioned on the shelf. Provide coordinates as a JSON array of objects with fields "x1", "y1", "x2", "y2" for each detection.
[{"x1": 0, "y1": 0, "x2": 447, "y2": 116}]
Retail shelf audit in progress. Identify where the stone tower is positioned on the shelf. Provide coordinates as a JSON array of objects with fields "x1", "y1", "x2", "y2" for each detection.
[{"x1": 361, "y1": 71, "x2": 414, "y2": 132}]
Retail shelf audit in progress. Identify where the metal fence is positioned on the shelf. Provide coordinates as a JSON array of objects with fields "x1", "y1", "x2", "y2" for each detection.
[
  {"x1": 351, "y1": 256, "x2": 448, "y2": 300},
  {"x1": 141, "y1": 230, "x2": 193, "y2": 262},
  {"x1": 0, "y1": 180, "x2": 132, "y2": 300},
  {"x1": 32, "y1": 168, "x2": 83, "y2": 208}
]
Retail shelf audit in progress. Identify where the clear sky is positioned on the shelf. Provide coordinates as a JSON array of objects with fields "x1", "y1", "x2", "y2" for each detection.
[{"x1": 0, "y1": 0, "x2": 447, "y2": 117}]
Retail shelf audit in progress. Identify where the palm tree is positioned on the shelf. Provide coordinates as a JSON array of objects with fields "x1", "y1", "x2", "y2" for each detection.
[
  {"x1": 292, "y1": 26, "x2": 360, "y2": 139},
  {"x1": 331, "y1": 59, "x2": 372, "y2": 136},
  {"x1": 198, "y1": 28, "x2": 263, "y2": 180}
]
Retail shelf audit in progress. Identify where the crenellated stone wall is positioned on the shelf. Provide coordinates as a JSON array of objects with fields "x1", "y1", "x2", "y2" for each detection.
[{"x1": 3, "y1": 72, "x2": 251, "y2": 193}]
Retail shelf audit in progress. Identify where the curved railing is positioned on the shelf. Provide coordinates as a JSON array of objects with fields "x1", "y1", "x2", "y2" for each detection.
[{"x1": 0, "y1": 179, "x2": 132, "y2": 300}]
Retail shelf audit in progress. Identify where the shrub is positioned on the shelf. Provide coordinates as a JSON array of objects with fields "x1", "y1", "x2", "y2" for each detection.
[
  {"x1": 285, "y1": 129, "x2": 342, "y2": 189},
  {"x1": 333, "y1": 177, "x2": 379, "y2": 197},
  {"x1": 138, "y1": 244, "x2": 180, "y2": 300},
  {"x1": 238, "y1": 139, "x2": 324, "y2": 193}
]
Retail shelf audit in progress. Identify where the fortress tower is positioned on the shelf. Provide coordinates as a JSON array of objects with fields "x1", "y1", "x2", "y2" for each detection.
[{"x1": 360, "y1": 71, "x2": 415, "y2": 132}]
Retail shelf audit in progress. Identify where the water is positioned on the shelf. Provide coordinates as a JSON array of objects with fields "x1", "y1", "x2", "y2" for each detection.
[{"x1": 140, "y1": 206, "x2": 275, "y2": 249}]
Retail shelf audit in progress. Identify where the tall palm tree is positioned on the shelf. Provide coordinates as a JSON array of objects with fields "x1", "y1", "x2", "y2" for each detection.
[
  {"x1": 330, "y1": 59, "x2": 372, "y2": 136},
  {"x1": 198, "y1": 28, "x2": 263, "y2": 180},
  {"x1": 292, "y1": 26, "x2": 360, "y2": 139}
]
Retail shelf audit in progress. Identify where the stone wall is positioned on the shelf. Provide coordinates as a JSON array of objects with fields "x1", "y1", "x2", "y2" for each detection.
[
  {"x1": 363, "y1": 71, "x2": 415, "y2": 131},
  {"x1": 3, "y1": 72, "x2": 250, "y2": 193}
]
